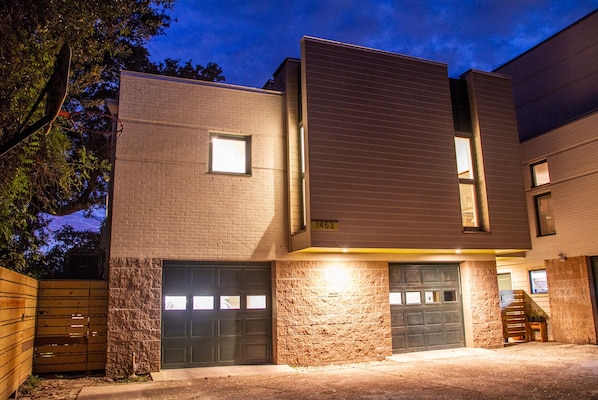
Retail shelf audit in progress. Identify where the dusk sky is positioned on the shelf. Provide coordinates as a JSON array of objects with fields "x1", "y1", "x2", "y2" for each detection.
[{"x1": 148, "y1": 1, "x2": 598, "y2": 88}]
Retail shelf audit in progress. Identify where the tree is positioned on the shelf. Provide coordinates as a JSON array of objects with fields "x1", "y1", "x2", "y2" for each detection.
[
  {"x1": 143, "y1": 58, "x2": 225, "y2": 82},
  {"x1": 0, "y1": 1, "x2": 224, "y2": 275}
]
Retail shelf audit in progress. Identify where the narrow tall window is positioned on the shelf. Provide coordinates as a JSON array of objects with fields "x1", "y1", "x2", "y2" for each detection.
[
  {"x1": 299, "y1": 126, "x2": 306, "y2": 229},
  {"x1": 531, "y1": 160, "x2": 550, "y2": 187},
  {"x1": 535, "y1": 193, "x2": 556, "y2": 236},
  {"x1": 454, "y1": 136, "x2": 479, "y2": 229},
  {"x1": 209, "y1": 133, "x2": 251, "y2": 175}
]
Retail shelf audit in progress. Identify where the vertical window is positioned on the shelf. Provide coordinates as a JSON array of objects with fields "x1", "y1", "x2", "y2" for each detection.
[
  {"x1": 531, "y1": 160, "x2": 550, "y2": 187},
  {"x1": 535, "y1": 193, "x2": 556, "y2": 236},
  {"x1": 209, "y1": 133, "x2": 251, "y2": 174},
  {"x1": 299, "y1": 126, "x2": 306, "y2": 229},
  {"x1": 455, "y1": 136, "x2": 479, "y2": 229}
]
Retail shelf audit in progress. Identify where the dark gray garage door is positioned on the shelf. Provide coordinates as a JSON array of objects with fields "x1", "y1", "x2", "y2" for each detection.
[
  {"x1": 161, "y1": 261, "x2": 272, "y2": 369},
  {"x1": 389, "y1": 264, "x2": 464, "y2": 353}
]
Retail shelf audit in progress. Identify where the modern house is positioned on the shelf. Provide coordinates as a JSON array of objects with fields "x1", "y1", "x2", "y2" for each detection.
[
  {"x1": 494, "y1": 10, "x2": 598, "y2": 344},
  {"x1": 106, "y1": 36, "x2": 532, "y2": 376}
]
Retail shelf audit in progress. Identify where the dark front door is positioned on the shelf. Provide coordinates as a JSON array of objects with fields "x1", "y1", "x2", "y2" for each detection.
[
  {"x1": 161, "y1": 261, "x2": 272, "y2": 369},
  {"x1": 389, "y1": 264, "x2": 464, "y2": 353}
]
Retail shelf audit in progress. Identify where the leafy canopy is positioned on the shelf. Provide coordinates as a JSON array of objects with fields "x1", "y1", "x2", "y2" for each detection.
[{"x1": 0, "y1": 0, "x2": 224, "y2": 275}]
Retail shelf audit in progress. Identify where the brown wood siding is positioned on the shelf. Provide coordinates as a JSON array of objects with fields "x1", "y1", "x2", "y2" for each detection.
[
  {"x1": 301, "y1": 38, "x2": 531, "y2": 251},
  {"x1": 34, "y1": 280, "x2": 108, "y2": 374},
  {"x1": 495, "y1": 11, "x2": 598, "y2": 140},
  {"x1": 301, "y1": 38, "x2": 463, "y2": 249},
  {"x1": 276, "y1": 60, "x2": 305, "y2": 234},
  {"x1": 464, "y1": 71, "x2": 532, "y2": 249},
  {"x1": 0, "y1": 267, "x2": 37, "y2": 400}
]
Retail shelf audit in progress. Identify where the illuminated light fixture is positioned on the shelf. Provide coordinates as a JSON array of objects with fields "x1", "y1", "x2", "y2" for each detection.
[
  {"x1": 455, "y1": 249, "x2": 462, "y2": 254},
  {"x1": 323, "y1": 263, "x2": 351, "y2": 295},
  {"x1": 342, "y1": 248, "x2": 348, "y2": 253}
]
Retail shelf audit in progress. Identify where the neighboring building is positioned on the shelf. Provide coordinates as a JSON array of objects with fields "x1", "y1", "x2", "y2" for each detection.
[
  {"x1": 495, "y1": 10, "x2": 598, "y2": 344},
  {"x1": 106, "y1": 36, "x2": 531, "y2": 376}
]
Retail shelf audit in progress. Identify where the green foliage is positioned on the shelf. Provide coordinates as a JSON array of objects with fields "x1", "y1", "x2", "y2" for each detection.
[
  {"x1": 0, "y1": 1, "x2": 225, "y2": 276},
  {"x1": 143, "y1": 58, "x2": 226, "y2": 81},
  {"x1": 18, "y1": 374, "x2": 42, "y2": 397},
  {"x1": 31, "y1": 225, "x2": 102, "y2": 278}
]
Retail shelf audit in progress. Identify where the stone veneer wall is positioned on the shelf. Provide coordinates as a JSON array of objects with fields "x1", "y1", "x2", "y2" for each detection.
[
  {"x1": 106, "y1": 257, "x2": 162, "y2": 377},
  {"x1": 273, "y1": 260, "x2": 392, "y2": 366},
  {"x1": 545, "y1": 256, "x2": 598, "y2": 344},
  {"x1": 460, "y1": 261, "x2": 504, "y2": 348}
]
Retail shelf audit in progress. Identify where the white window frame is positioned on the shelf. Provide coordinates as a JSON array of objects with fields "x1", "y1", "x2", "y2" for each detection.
[{"x1": 209, "y1": 133, "x2": 251, "y2": 175}]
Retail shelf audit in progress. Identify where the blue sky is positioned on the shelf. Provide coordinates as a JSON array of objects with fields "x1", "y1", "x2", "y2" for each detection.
[{"x1": 148, "y1": 0, "x2": 598, "y2": 88}]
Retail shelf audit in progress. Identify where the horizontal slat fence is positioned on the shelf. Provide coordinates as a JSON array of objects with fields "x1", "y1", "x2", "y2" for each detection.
[
  {"x1": 34, "y1": 280, "x2": 108, "y2": 374},
  {"x1": 499, "y1": 290, "x2": 527, "y2": 342},
  {"x1": 0, "y1": 267, "x2": 38, "y2": 400}
]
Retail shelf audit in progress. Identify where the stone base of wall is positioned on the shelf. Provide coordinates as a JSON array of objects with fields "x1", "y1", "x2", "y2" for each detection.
[
  {"x1": 106, "y1": 257, "x2": 162, "y2": 377},
  {"x1": 460, "y1": 261, "x2": 504, "y2": 348},
  {"x1": 546, "y1": 256, "x2": 598, "y2": 344},
  {"x1": 273, "y1": 260, "x2": 392, "y2": 366}
]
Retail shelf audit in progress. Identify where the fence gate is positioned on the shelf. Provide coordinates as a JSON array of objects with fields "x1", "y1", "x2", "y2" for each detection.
[
  {"x1": 34, "y1": 280, "x2": 108, "y2": 374},
  {"x1": 499, "y1": 289, "x2": 527, "y2": 342}
]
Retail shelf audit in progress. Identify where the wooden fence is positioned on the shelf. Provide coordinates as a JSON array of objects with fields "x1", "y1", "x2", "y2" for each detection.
[
  {"x1": 499, "y1": 289, "x2": 527, "y2": 342},
  {"x1": 0, "y1": 267, "x2": 38, "y2": 400},
  {"x1": 34, "y1": 280, "x2": 108, "y2": 374}
]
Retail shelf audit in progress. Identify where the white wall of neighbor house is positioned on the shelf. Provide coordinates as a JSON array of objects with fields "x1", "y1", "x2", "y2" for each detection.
[{"x1": 497, "y1": 112, "x2": 598, "y2": 325}]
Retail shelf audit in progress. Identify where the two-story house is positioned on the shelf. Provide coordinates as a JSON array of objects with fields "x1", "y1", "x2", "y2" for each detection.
[
  {"x1": 494, "y1": 10, "x2": 598, "y2": 344},
  {"x1": 106, "y1": 36, "x2": 531, "y2": 376}
]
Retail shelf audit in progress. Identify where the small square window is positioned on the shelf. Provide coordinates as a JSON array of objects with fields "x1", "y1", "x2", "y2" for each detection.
[
  {"x1": 389, "y1": 292, "x2": 402, "y2": 305},
  {"x1": 530, "y1": 269, "x2": 548, "y2": 294},
  {"x1": 531, "y1": 161, "x2": 550, "y2": 187},
  {"x1": 535, "y1": 193, "x2": 556, "y2": 236},
  {"x1": 209, "y1": 133, "x2": 251, "y2": 175}
]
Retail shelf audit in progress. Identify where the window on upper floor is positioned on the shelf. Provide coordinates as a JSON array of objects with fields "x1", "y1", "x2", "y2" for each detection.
[
  {"x1": 209, "y1": 133, "x2": 251, "y2": 175},
  {"x1": 531, "y1": 160, "x2": 550, "y2": 187},
  {"x1": 454, "y1": 136, "x2": 479, "y2": 229},
  {"x1": 535, "y1": 192, "x2": 556, "y2": 236}
]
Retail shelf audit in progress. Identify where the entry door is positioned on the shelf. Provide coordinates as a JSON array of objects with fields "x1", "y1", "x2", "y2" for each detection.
[
  {"x1": 161, "y1": 261, "x2": 272, "y2": 369},
  {"x1": 389, "y1": 264, "x2": 464, "y2": 353}
]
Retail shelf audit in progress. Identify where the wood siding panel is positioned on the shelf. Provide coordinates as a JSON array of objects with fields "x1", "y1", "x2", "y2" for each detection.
[
  {"x1": 301, "y1": 38, "x2": 531, "y2": 251},
  {"x1": 495, "y1": 11, "x2": 598, "y2": 140},
  {"x1": 34, "y1": 280, "x2": 108, "y2": 374},
  {"x1": 301, "y1": 38, "x2": 463, "y2": 250},
  {"x1": 464, "y1": 71, "x2": 532, "y2": 249},
  {"x1": 0, "y1": 267, "x2": 38, "y2": 400}
]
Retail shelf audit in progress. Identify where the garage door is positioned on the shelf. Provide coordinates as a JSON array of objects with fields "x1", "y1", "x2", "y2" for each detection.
[
  {"x1": 389, "y1": 264, "x2": 464, "y2": 353},
  {"x1": 161, "y1": 261, "x2": 272, "y2": 369}
]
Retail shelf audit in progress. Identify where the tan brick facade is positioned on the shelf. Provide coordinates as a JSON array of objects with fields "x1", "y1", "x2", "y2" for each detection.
[
  {"x1": 460, "y1": 261, "x2": 504, "y2": 348},
  {"x1": 545, "y1": 256, "x2": 598, "y2": 344},
  {"x1": 106, "y1": 257, "x2": 162, "y2": 377},
  {"x1": 273, "y1": 260, "x2": 392, "y2": 366},
  {"x1": 110, "y1": 73, "x2": 287, "y2": 261}
]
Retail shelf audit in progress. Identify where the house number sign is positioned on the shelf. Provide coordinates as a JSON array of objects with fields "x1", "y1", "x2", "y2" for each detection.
[{"x1": 311, "y1": 220, "x2": 339, "y2": 231}]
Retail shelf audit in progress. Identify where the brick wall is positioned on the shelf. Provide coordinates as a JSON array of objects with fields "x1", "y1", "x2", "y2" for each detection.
[
  {"x1": 545, "y1": 256, "x2": 598, "y2": 344},
  {"x1": 110, "y1": 72, "x2": 287, "y2": 261},
  {"x1": 106, "y1": 258, "x2": 162, "y2": 377},
  {"x1": 460, "y1": 261, "x2": 504, "y2": 348},
  {"x1": 273, "y1": 260, "x2": 392, "y2": 366}
]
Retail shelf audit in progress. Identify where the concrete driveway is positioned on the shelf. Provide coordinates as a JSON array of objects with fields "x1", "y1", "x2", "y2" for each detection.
[{"x1": 78, "y1": 342, "x2": 598, "y2": 399}]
